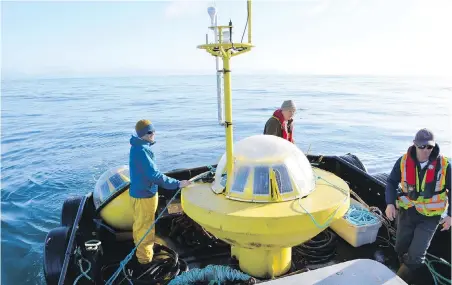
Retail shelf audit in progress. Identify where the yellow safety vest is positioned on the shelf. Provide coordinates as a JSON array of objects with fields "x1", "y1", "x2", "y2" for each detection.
[{"x1": 398, "y1": 152, "x2": 449, "y2": 216}]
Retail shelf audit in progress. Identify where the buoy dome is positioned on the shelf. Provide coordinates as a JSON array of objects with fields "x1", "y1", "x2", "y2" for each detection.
[
  {"x1": 93, "y1": 165, "x2": 134, "y2": 230},
  {"x1": 211, "y1": 134, "x2": 316, "y2": 202}
]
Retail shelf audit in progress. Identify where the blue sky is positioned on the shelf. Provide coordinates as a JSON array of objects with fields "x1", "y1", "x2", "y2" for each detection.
[{"x1": 2, "y1": 0, "x2": 452, "y2": 78}]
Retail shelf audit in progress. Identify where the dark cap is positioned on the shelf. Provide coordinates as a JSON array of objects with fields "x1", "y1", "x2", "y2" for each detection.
[{"x1": 414, "y1": 128, "x2": 435, "y2": 147}]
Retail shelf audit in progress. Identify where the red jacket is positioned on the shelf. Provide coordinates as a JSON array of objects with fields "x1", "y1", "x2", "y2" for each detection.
[{"x1": 272, "y1": 109, "x2": 294, "y2": 143}]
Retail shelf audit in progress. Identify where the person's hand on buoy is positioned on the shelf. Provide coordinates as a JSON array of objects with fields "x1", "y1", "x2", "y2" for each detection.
[
  {"x1": 179, "y1": 180, "x2": 192, "y2": 188},
  {"x1": 385, "y1": 204, "x2": 397, "y2": 221},
  {"x1": 440, "y1": 216, "x2": 451, "y2": 231}
]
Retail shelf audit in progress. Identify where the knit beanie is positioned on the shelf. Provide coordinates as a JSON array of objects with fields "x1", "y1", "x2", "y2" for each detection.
[
  {"x1": 135, "y1": 119, "x2": 155, "y2": 138},
  {"x1": 281, "y1": 100, "x2": 296, "y2": 111}
]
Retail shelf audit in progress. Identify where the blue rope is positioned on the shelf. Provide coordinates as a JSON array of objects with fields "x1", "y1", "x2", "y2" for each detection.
[
  {"x1": 207, "y1": 165, "x2": 216, "y2": 173},
  {"x1": 105, "y1": 188, "x2": 182, "y2": 285},
  {"x1": 167, "y1": 265, "x2": 252, "y2": 285},
  {"x1": 297, "y1": 176, "x2": 349, "y2": 229},
  {"x1": 343, "y1": 204, "x2": 379, "y2": 226},
  {"x1": 72, "y1": 258, "x2": 92, "y2": 285}
]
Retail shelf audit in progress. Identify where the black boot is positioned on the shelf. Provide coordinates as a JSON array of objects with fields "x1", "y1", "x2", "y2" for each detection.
[{"x1": 397, "y1": 263, "x2": 414, "y2": 284}]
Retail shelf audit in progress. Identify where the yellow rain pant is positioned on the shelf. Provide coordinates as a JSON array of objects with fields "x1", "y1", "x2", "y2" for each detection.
[{"x1": 130, "y1": 194, "x2": 159, "y2": 264}]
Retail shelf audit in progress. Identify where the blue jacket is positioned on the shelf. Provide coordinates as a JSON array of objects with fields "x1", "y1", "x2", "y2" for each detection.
[
  {"x1": 129, "y1": 136, "x2": 180, "y2": 198},
  {"x1": 385, "y1": 144, "x2": 451, "y2": 216}
]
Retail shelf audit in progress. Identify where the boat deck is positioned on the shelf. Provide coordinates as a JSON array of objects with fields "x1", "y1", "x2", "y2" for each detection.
[
  {"x1": 94, "y1": 213, "x2": 434, "y2": 285},
  {"x1": 56, "y1": 156, "x2": 449, "y2": 285}
]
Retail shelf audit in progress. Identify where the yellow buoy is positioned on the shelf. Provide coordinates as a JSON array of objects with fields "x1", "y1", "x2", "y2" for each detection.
[
  {"x1": 93, "y1": 165, "x2": 134, "y2": 231},
  {"x1": 182, "y1": 135, "x2": 350, "y2": 278}
]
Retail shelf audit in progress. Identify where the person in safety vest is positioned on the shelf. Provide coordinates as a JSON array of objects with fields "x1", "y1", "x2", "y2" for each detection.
[
  {"x1": 263, "y1": 100, "x2": 296, "y2": 143},
  {"x1": 129, "y1": 119, "x2": 191, "y2": 266},
  {"x1": 385, "y1": 128, "x2": 451, "y2": 283}
]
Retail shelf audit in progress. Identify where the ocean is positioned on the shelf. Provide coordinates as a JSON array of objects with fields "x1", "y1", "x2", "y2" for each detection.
[{"x1": 1, "y1": 74, "x2": 451, "y2": 284}]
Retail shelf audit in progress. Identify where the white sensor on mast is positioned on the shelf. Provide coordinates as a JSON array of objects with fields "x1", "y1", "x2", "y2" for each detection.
[
  {"x1": 207, "y1": 6, "x2": 217, "y2": 24},
  {"x1": 207, "y1": 6, "x2": 224, "y2": 126}
]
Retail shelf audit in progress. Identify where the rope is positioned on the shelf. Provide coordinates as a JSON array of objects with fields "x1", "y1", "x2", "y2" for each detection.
[
  {"x1": 425, "y1": 253, "x2": 452, "y2": 285},
  {"x1": 73, "y1": 258, "x2": 92, "y2": 284},
  {"x1": 293, "y1": 229, "x2": 337, "y2": 265},
  {"x1": 104, "y1": 188, "x2": 181, "y2": 285},
  {"x1": 105, "y1": 169, "x2": 215, "y2": 285},
  {"x1": 169, "y1": 214, "x2": 227, "y2": 252},
  {"x1": 73, "y1": 247, "x2": 93, "y2": 285},
  {"x1": 297, "y1": 176, "x2": 349, "y2": 229},
  {"x1": 349, "y1": 188, "x2": 396, "y2": 246},
  {"x1": 167, "y1": 264, "x2": 254, "y2": 285},
  {"x1": 100, "y1": 243, "x2": 188, "y2": 285},
  {"x1": 343, "y1": 204, "x2": 380, "y2": 226}
]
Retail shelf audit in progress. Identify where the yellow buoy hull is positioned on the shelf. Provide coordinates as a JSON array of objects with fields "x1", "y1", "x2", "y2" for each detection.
[
  {"x1": 99, "y1": 189, "x2": 134, "y2": 231},
  {"x1": 182, "y1": 167, "x2": 350, "y2": 278}
]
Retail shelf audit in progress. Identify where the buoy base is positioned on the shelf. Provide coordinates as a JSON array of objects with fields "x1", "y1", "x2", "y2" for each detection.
[{"x1": 231, "y1": 246, "x2": 291, "y2": 278}]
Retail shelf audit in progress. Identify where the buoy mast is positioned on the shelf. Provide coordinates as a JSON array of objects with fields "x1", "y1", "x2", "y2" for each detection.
[{"x1": 199, "y1": 0, "x2": 254, "y2": 194}]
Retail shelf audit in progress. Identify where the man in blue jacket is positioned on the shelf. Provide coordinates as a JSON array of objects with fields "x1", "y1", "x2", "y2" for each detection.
[
  {"x1": 385, "y1": 128, "x2": 451, "y2": 283},
  {"x1": 129, "y1": 119, "x2": 191, "y2": 265}
]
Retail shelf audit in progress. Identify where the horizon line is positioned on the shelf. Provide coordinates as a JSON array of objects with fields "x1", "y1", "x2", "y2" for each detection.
[{"x1": 3, "y1": 72, "x2": 452, "y2": 81}]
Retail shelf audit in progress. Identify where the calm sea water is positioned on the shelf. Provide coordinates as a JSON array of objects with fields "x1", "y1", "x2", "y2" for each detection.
[{"x1": 1, "y1": 75, "x2": 451, "y2": 284}]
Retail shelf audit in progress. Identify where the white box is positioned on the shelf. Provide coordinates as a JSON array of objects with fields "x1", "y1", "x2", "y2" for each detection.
[{"x1": 330, "y1": 198, "x2": 382, "y2": 247}]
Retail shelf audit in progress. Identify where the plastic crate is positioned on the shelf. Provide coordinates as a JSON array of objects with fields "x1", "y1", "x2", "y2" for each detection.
[{"x1": 330, "y1": 198, "x2": 382, "y2": 247}]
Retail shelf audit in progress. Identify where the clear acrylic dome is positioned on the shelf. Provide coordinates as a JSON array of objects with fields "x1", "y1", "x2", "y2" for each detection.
[
  {"x1": 211, "y1": 134, "x2": 316, "y2": 202},
  {"x1": 93, "y1": 165, "x2": 130, "y2": 209}
]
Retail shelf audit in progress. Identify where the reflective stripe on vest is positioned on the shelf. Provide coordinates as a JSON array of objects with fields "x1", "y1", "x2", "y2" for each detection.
[{"x1": 398, "y1": 152, "x2": 448, "y2": 216}]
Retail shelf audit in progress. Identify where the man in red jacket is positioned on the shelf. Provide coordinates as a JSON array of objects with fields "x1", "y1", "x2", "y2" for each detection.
[{"x1": 263, "y1": 100, "x2": 297, "y2": 143}]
